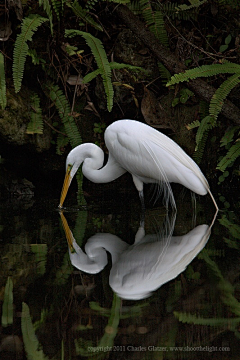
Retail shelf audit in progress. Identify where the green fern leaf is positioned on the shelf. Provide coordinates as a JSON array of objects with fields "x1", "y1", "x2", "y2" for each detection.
[
  {"x1": 174, "y1": 311, "x2": 240, "y2": 327},
  {"x1": 187, "y1": 119, "x2": 200, "y2": 129},
  {"x1": 51, "y1": 0, "x2": 64, "y2": 20},
  {"x1": 195, "y1": 115, "x2": 215, "y2": 150},
  {"x1": 47, "y1": 83, "x2": 82, "y2": 147},
  {"x1": 26, "y1": 94, "x2": 43, "y2": 134},
  {"x1": 0, "y1": 53, "x2": 7, "y2": 109},
  {"x1": 66, "y1": 29, "x2": 113, "y2": 111},
  {"x1": 158, "y1": 62, "x2": 171, "y2": 84},
  {"x1": 83, "y1": 69, "x2": 101, "y2": 83},
  {"x1": 166, "y1": 63, "x2": 240, "y2": 86},
  {"x1": 21, "y1": 303, "x2": 49, "y2": 360},
  {"x1": 1, "y1": 277, "x2": 13, "y2": 327},
  {"x1": 56, "y1": 132, "x2": 69, "y2": 155},
  {"x1": 176, "y1": 0, "x2": 207, "y2": 11},
  {"x1": 67, "y1": 0, "x2": 103, "y2": 31},
  {"x1": 13, "y1": 14, "x2": 48, "y2": 93},
  {"x1": 220, "y1": 126, "x2": 240, "y2": 147},
  {"x1": 39, "y1": 0, "x2": 53, "y2": 34},
  {"x1": 209, "y1": 74, "x2": 240, "y2": 120},
  {"x1": 217, "y1": 140, "x2": 240, "y2": 172}
]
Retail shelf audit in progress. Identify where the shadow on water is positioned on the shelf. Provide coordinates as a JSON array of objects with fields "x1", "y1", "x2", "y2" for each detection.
[{"x1": 0, "y1": 184, "x2": 240, "y2": 360}]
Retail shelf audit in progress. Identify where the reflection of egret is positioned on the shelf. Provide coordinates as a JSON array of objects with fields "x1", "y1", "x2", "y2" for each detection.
[
  {"x1": 59, "y1": 120, "x2": 218, "y2": 210},
  {"x1": 60, "y1": 211, "x2": 215, "y2": 300}
]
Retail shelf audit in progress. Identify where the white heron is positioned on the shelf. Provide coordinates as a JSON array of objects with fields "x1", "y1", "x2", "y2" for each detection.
[
  {"x1": 59, "y1": 119, "x2": 218, "y2": 210},
  {"x1": 60, "y1": 211, "x2": 212, "y2": 300}
]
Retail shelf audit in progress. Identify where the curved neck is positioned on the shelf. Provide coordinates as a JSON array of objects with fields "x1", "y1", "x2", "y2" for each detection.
[{"x1": 82, "y1": 153, "x2": 127, "y2": 183}]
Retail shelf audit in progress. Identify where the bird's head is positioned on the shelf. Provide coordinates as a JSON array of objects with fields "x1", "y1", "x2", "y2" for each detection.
[{"x1": 58, "y1": 147, "x2": 83, "y2": 208}]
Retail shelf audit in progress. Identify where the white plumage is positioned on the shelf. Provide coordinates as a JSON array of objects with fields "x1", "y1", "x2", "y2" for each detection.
[{"x1": 59, "y1": 119, "x2": 218, "y2": 210}]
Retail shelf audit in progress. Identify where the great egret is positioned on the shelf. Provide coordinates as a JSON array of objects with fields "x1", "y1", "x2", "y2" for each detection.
[
  {"x1": 60, "y1": 211, "x2": 212, "y2": 300},
  {"x1": 59, "y1": 119, "x2": 218, "y2": 210}
]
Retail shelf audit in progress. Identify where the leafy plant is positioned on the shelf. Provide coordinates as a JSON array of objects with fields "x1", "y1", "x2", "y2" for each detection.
[
  {"x1": 0, "y1": 53, "x2": 7, "y2": 109},
  {"x1": 66, "y1": 0, "x2": 103, "y2": 31},
  {"x1": 26, "y1": 93, "x2": 44, "y2": 134},
  {"x1": 12, "y1": 14, "x2": 48, "y2": 93},
  {"x1": 167, "y1": 62, "x2": 240, "y2": 173},
  {"x1": 46, "y1": 82, "x2": 82, "y2": 148},
  {"x1": 66, "y1": 29, "x2": 114, "y2": 112},
  {"x1": 21, "y1": 302, "x2": 49, "y2": 360},
  {"x1": 1, "y1": 277, "x2": 13, "y2": 327}
]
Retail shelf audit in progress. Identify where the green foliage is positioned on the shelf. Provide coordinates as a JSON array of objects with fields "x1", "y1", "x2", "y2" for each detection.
[
  {"x1": 209, "y1": 73, "x2": 240, "y2": 121},
  {"x1": 217, "y1": 140, "x2": 240, "y2": 172},
  {"x1": 46, "y1": 82, "x2": 82, "y2": 147},
  {"x1": 0, "y1": 53, "x2": 7, "y2": 109},
  {"x1": 1, "y1": 277, "x2": 13, "y2": 327},
  {"x1": 167, "y1": 62, "x2": 240, "y2": 170},
  {"x1": 26, "y1": 93, "x2": 44, "y2": 134},
  {"x1": 66, "y1": 0, "x2": 103, "y2": 31},
  {"x1": 56, "y1": 133, "x2": 70, "y2": 155},
  {"x1": 12, "y1": 14, "x2": 48, "y2": 93},
  {"x1": 174, "y1": 311, "x2": 240, "y2": 327},
  {"x1": 176, "y1": 0, "x2": 207, "y2": 11},
  {"x1": 51, "y1": 0, "x2": 64, "y2": 20},
  {"x1": 218, "y1": 214, "x2": 240, "y2": 240},
  {"x1": 66, "y1": 29, "x2": 114, "y2": 111},
  {"x1": 31, "y1": 244, "x2": 48, "y2": 276},
  {"x1": 166, "y1": 63, "x2": 240, "y2": 86},
  {"x1": 21, "y1": 302, "x2": 49, "y2": 359},
  {"x1": 39, "y1": 0, "x2": 53, "y2": 34},
  {"x1": 139, "y1": 0, "x2": 168, "y2": 47}
]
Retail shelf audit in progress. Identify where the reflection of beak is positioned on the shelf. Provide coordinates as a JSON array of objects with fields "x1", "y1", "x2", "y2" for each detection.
[
  {"x1": 59, "y1": 211, "x2": 75, "y2": 253},
  {"x1": 59, "y1": 165, "x2": 72, "y2": 208}
]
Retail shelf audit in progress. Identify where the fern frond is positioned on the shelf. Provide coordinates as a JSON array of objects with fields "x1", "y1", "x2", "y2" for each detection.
[
  {"x1": 66, "y1": 29, "x2": 113, "y2": 111},
  {"x1": 51, "y1": 0, "x2": 64, "y2": 20},
  {"x1": 47, "y1": 83, "x2": 82, "y2": 147},
  {"x1": 1, "y1": 277, "x2": 13, "y2": 327},
  {"x1": 174, "y1": 311, "x2": 240, "y2": 327},
  {"x1": 26, "y1": 93, "x2": 43, "y2": 134},
  {"x1": 192, "y1": 115, "x2": 216, "y2": 163},
  {"x1": 39, "y1": 0, "x2": 53, "y2": 34},
  {"x1": 195, "y1": 115, "x2": 215, "y2": 149},
  {"x1": 162, "y1": 2, "x2": 198, "y2": 21},
  {"x1": 209, "y1": 73, "x2": 240, "y2": 120},
  {"x1": 56, "y1": 132, "x2": 69, "y2": 155},
  {"x1": 166, "y1": 63, "x2": 240, "y2": 86},
  {"x1": 187, "y1": 119, "x2": 200, "y2": 129},
  {"x1": 110, "y1": 61, "x2": 145, "y2": 72},
  {"x1": 193, "y1": 130, "x2": 209, "y2": 164},
  {"x1": 158, "y1": 62, "x2": 171, "y2": 84},
  {"x1": 21, "y1": 303, "x2": 48, "y2": 359},
  {"x1": 0, "y1": 53, "x2": 7, "y2": 109},
  {"x1": 176, "y1": 0, "x2": 207, "y2": 11},
  {"x1": 83, "y1": 69, "x2": 101, "y2": 83},
  {"x1": 67, "y1": 0, "x2": 103, "y2": 31},
  {"x1": 220, "y1": 126, "x2": 240, "y2": 147},
  {"x1": 140, "y1": 1, "x2": 168, "y2": 46},
  {"x1": 12, "y1": 14, "x2": 48, "y2": 93},
  {"x1": 217, "y1": 140, "x2": 240, "y2": 172}
]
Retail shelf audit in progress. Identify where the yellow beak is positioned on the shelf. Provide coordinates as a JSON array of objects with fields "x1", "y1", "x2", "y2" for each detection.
[
  {"x1": 59, "y1": 211, "x2": 75, "y2": 253},
  {"x1": 59, "y1": 165, "x2": 72, "y2": 208}
]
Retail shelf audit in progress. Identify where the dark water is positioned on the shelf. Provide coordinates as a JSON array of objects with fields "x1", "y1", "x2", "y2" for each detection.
[{"x1": 0, "y1": 184, "x2": 240, "y2": 360}]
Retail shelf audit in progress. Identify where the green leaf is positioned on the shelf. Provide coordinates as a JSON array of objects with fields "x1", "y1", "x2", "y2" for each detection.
[
  {"x1": 21, "y1": 302, "x2": 49, "y2": 359},
  {"x1": 65, "y1": 30, "x2": 114, "y2": 111},
  {"x1": 1, "y1": 277, "x2": 13, "y2": 327},
  {"x1": 26, "y1": 94, "x2": 43, "y2": 134},
  {"x1": 217, "y1": 140, "x2": 240, "y2": 172},
  {"x1": 13, "y1": 14, "x2": 48, "y2": 93}
]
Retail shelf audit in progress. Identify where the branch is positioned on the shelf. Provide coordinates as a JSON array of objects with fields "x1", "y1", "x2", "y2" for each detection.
[{"x1": 114, "y1": 5, "x2": 240, "y2": 125}]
